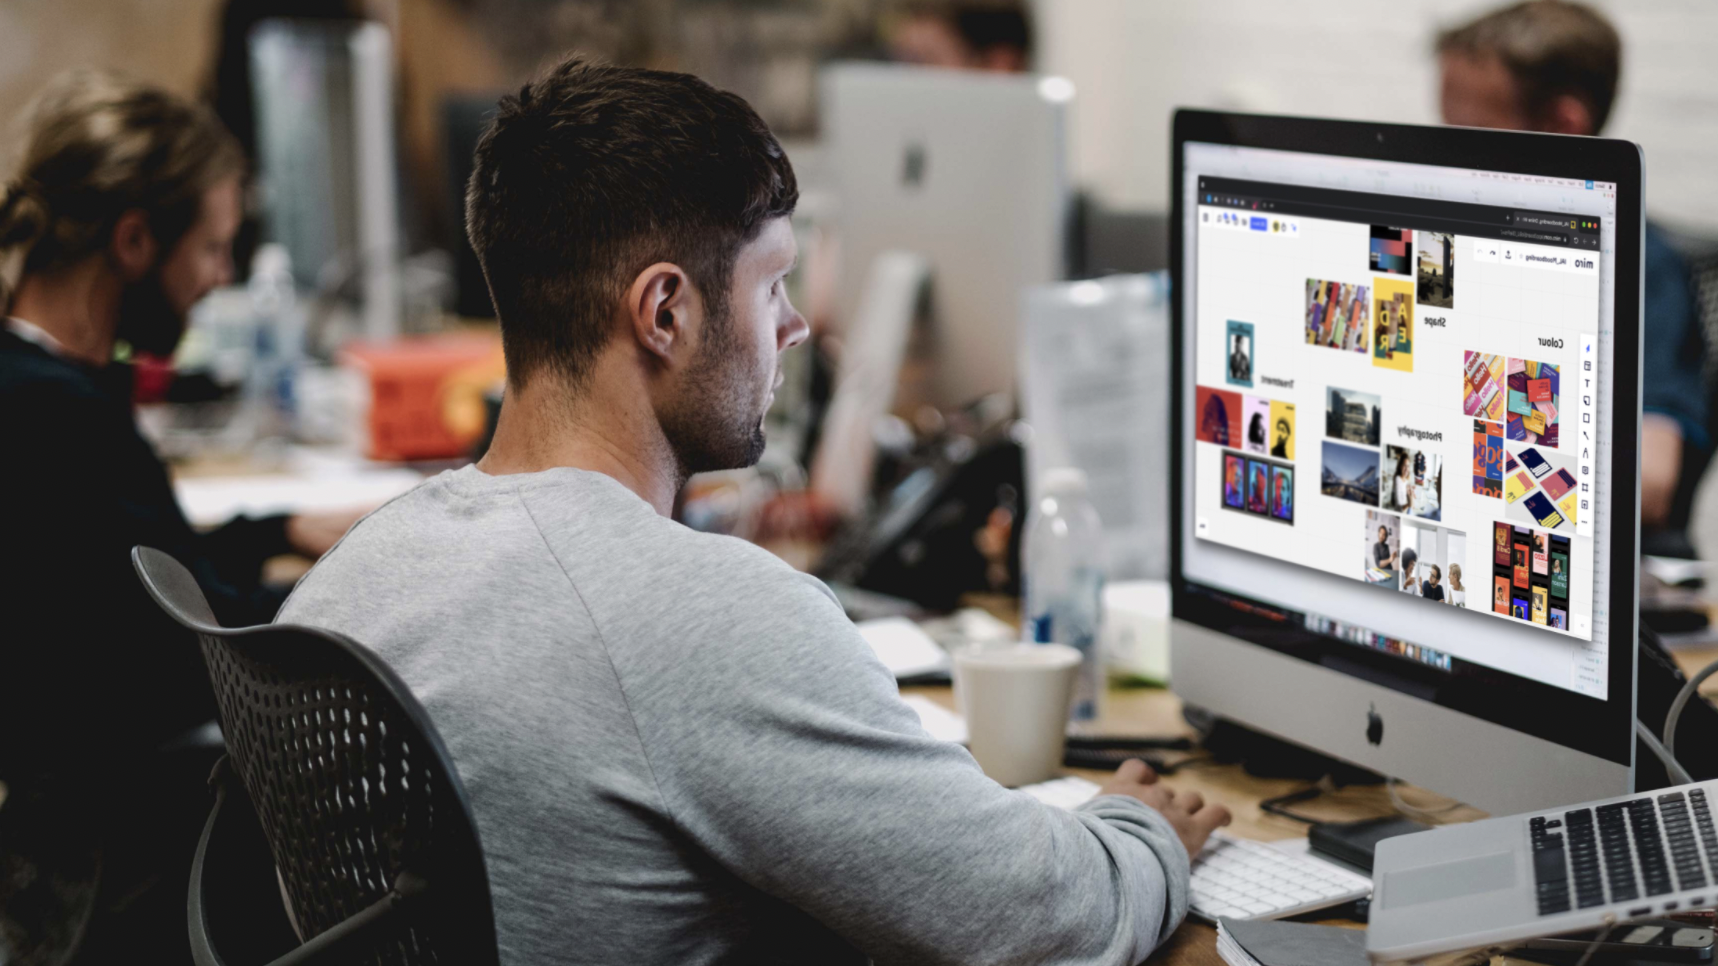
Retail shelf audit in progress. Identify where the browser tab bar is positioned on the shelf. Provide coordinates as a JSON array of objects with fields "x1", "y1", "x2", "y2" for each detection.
[
  {"x1": 1199, "y1": 176, "x2": 1600, "y2": 250},
  {"x1": 1511, "y1": 212, "x2": 1574, "y2": 231}
]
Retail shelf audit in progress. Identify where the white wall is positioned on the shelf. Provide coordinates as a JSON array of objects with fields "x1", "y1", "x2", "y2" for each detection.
[
  {"x1": 0, "y1": 0, "x2": 222, "y2": 148},
  {"x1": 1035, "y1": 0, "x2": 1718, "y2": 235}
]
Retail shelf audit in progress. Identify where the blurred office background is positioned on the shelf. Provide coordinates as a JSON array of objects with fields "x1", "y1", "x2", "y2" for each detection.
[
  {"x1": 7, "y1": 1, "x2": 1714, "y2": 223},
  {"x1": 3, "y1": 0, "x2": 1714, "y2": 579}
]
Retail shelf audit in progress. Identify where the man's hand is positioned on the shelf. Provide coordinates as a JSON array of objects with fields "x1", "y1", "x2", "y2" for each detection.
[
  {"x1": 1098, "y1": 758, "x2": 1232, "y2": 859},
  {"x1": 285, "y1": 507, "x2": 371, "y2": 558}
]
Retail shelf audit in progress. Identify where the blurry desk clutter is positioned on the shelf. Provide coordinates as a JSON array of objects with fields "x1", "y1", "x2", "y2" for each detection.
[
  {"x1": 172, "y1": 447, "x2": 425, "y2": 529},
  {"x1": 1019, "y1": 273, "x2": 1172, "y2": 583},
  {"x1": 813, "y1": 271, "x2": 1170, "y2": 619},
  {"x1": 902, "y1": 679, "x2": 1469, "y2": 966},
  {"x1": 901, "y1": 640, "x2": 1718, "y2": 966},
  {"x1": 169, "y1": 447, "x2": 424, "y2": 585},
  {"x1": 1645, "y1": 557, "x2": 1718, "y2": 643}
]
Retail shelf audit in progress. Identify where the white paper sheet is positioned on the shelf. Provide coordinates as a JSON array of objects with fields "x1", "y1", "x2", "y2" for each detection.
[
  {"x1": 899, "y1": 694, "x2": 968, "y2": 744},
  {"x1": 856, "y1": 616, "x2": 951, "y2": 679},
  {"x1": 175, "y1": 453, "x2": 424, "y2": 527}
]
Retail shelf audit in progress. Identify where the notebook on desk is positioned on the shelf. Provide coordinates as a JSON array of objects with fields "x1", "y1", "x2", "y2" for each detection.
[{"x1": 1217, "y1": 917, "x2": 1369, "y2": 966}]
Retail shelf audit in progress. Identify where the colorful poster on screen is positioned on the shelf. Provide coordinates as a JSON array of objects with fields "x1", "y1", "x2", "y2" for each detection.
[
  {"x1": 1462, "y1": 351, "x2": 1506, "y2": 422},
  {"x1": 1242, "y1": 395, "x2": 1271, "y2": 454},
  {"x1": 1226, "y1": 321, "x2": 1255, "y2": 388},
  {"x1": 1472, "y1": 419, "x2": 1502, "y2": 497},
  {"x1": 1270, "y1": 401, "x2": 1296, "y2": 460},
  {"x1": 1372, "y1": 277, "x2": 1414, "y2": 372},
  {"x1": 1507, "y1": 358, "x2": 1560, "y2": 448},
  {"x1": 1305, "y1": 279, "x2": 1370, "y2": 353},
  {"x1": 1195, "y1": 386, "x2": 1241, "y2": 446}
]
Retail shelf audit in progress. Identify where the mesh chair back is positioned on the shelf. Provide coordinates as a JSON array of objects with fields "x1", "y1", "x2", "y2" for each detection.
[{"x1": 133, "y1": 547, "x2": 498, "y2": 966}]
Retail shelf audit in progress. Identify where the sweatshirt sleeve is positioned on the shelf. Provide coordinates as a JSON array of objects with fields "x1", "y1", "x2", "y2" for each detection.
[{"x1": 598, "y1": 553, "x2": 1190, "y2": 966}]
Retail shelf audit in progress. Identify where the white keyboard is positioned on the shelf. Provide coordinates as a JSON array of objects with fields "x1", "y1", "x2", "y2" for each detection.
[
  {"x1": 1188, "y1": 830, "x2": 1371, "y2": 922},
  {"x1": 1020, "y1": 777, "x2": 1373, "y2": 922}
]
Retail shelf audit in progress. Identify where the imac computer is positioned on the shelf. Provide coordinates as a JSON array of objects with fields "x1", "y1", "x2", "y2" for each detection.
[
  {"x1": 1169, "y1": 110, "x2": 1644, "y2": 817},
  {"x1": 820, "y1": 62, "x2": 1072, "y2": 410}
]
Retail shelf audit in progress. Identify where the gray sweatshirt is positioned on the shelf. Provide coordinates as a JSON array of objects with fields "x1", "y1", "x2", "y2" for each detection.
[{"x1": 278, "y1": 465, "x2": 1190, "y2": 965}]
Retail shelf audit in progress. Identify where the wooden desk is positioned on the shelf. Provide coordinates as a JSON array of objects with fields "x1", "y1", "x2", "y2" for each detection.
[
  {"x1": 908, "y1": 644, "x2": 1718, "y2": 966},
  {"x1": 903, "y1": 682, "x2": 1460, "y2": 964}
]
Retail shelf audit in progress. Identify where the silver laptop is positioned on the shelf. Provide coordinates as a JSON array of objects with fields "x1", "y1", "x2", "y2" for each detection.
[{"x1": 1368, "y1": 779, "x2": 1718, "y2": 962}]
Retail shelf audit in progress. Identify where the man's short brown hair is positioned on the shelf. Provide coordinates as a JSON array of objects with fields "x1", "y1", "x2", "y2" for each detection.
[
  {"x1": 1436, "y1": 0, "x2": 1621, "y2": 134},
  {"x1": 464, "y1": 57, "x2": 797, "y2": 392}
]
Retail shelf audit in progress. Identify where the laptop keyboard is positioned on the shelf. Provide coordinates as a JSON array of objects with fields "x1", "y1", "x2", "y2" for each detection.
[{"x1": 1533, "y1": 788, "x2": 1718, "y2": 916}]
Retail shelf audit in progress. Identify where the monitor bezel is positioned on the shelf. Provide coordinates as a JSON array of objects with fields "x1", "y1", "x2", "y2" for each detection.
[{"x1": 1170, "y1": 109, "x2": 1642, "y2": 768}]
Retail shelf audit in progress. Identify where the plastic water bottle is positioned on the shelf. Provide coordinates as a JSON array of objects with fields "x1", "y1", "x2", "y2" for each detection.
[
  {"x1": 246, "y1": 243, "x2": 302, "y2": 439},
  {"x1": 1022, "y1": 467, "x2": 1107, "y2": 726}
]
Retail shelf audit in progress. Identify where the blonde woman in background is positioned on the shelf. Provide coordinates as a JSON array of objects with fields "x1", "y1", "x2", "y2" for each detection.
[{"x1": 0, "y1": 71, "x2": 357, "y2": 964}]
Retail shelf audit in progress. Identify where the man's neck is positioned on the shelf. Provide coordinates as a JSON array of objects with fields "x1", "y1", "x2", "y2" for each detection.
[
  {"x1": 8, "y1": 261, "x2": 122, "y2": 366},
  {"x1": 476, "y1": 373, "x2": 683, "y2": 516}
]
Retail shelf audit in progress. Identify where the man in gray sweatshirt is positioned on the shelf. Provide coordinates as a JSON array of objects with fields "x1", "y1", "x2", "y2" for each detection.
[{"x1": 279, "y1": 56, "x2": 1231, "y2": 965}]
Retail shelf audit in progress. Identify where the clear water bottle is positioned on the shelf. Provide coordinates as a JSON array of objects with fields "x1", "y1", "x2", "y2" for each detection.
[
  {"x1": 1022, "y1": 467, "x2": 1106, "y2": 726},
  {"x1": 246, "y1": 243, "x2": 302, "y2": 440}
]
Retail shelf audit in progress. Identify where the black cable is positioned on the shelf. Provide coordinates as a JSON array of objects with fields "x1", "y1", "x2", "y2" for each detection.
[
  {"x1": 1060, "y1": 748, "x2": 1209, "y2": 774},
  {"x1": 1259, "y1": 780, "x2": 1329, "y2": 825},
  {"x1": 1064, "y1": 736, "x2": 1197, "y2": 752},
  {"x1": 1059, "y1": 736, "x2": 1201, "y2": 773}
]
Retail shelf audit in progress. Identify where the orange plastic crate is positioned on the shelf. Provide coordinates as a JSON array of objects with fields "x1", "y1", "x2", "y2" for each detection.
[{"x1": 340, "y1": 332, "x2": 505, "y2": 461}]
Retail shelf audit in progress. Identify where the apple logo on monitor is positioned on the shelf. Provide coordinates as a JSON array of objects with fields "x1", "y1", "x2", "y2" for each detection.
[{"x1": 1367, "y1": 704, "x2": 1384, "y2": 746}]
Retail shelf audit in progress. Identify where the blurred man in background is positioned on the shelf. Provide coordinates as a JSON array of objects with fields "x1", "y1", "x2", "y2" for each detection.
[
  {"x1": 1439, "y1": 0, "x2": 1718, "y2": 791},
  {"x1": 1437, "y1": 0, "x2": 1707, "y2": 554},
  {"x1": 888, "y1": 1, "x2": 1032, "y2": 72},
  {"x1": 0, "y1": 71, "x2": 354, "y2": 963}
]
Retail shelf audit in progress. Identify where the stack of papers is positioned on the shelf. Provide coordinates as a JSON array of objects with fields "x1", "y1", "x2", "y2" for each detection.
[
  {"x1": 855, "y1": 617, "x2": 950, "y2": 680},
  {"x1": 899, "y1": 695, "x2": 967, "y2": 744},
  {"x1": 174, "y1": 448, "x2": 425, "y2": 527},
  {"x1": 1216, "y1": 917, "x2": 1368, "y2": 966}
]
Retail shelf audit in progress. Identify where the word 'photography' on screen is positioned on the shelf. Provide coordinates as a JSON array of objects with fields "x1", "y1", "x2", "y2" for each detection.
[{"x1": 1192, "y1": 175, "x2": 1603, "y2": 676}]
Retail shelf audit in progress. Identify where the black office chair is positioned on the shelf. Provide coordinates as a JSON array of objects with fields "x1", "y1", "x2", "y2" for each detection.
[{"x1": 131, "y1": 546, "x2": 498, "y2": 966}]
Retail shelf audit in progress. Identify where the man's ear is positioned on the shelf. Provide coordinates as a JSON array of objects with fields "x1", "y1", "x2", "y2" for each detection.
[
  {"x1": 626, "y1": 262, "x2": 698, "y2": 366},
  {"x1": 109, "y1": 208, "x2": 158, "y2": 281},
  {"x1": 1539, "y1": 93, "x2": 1596, "y2": 137}
]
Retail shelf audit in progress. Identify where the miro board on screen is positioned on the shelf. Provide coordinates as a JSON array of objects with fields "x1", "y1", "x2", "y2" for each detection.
[{"x1": 1190, "y1": 179, "x2": 1602, "y2": 663}]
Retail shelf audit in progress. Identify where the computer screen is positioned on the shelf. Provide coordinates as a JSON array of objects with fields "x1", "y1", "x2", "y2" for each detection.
[
  {"x1": 822, "y1": 62, "x2": 1070, "y2": 410},
  {"x1": 1179, "y1": 143, "x2": 1619, "y2": 702}
]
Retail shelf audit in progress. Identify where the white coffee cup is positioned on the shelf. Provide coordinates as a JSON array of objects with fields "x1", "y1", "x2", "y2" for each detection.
[{"x1": 953, "y1": 643, "x2": 1082, "y2": 787}]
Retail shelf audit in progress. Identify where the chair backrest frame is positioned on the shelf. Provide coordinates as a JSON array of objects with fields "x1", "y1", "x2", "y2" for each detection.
[{"x1": 132, "y1": 547, "x2": 498, "y2": 966}]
